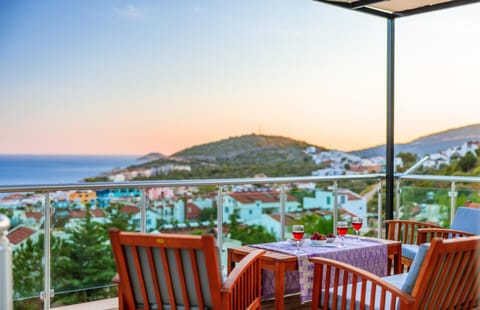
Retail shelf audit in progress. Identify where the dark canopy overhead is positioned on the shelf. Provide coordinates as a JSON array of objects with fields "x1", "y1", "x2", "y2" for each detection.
[{"x1": 314, "y1": 0, "x2": 480, "y2": 18}]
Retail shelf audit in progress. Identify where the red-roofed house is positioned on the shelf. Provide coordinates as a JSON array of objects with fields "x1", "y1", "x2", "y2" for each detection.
[
  {"x1": 222, "y1": 191, "x2": 300, "y2": 223},
  {"x1": 25, "y1": 211, "x2": 43, "y2": 227},
  {"x1": 120, "y1": 205, "x2": 159, "y2": 231},
  {"x1": 153, "y1": 199, "x2": 185, "y2": 225},
  {"x1": 185, "y1": 203, "x2": 201, "y2": 220},
  {"x1": 7, "y1": 226, "x2": 38, "y2": 249},
  {"x1": 65, "y1": 208, "x2": 107, "y2": 230},
  {"x1": 120, "y1": 205, "x2": 140, "y2": 215}
]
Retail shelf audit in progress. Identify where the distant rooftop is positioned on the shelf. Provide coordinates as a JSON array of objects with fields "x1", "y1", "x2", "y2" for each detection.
[{"x1": 7, "y1": 226, "x2": 36, "y2": 245}]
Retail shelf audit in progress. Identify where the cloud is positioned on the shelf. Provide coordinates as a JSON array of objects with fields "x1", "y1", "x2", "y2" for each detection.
[
  {"x1": 114, "y1": 5, "x2": 148, "y2": 18},
  {"x1": 192, "y1": 7, "x2": 207, "y2": 14}
]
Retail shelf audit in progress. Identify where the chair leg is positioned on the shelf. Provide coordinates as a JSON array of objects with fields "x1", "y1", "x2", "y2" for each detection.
[{"x1": 117, "y1": 283, "x2": 125, "y2": 310}]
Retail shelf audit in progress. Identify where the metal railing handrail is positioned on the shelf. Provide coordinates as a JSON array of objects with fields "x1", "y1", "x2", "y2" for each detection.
[
  {"x1": 398, "y1": 174, "x2": 480, "y2": 183},
  {"x1": 2, "y1": 173, "x2": 479, "y2": 194},
  {"x1": 0, "y1": 174, "x2": 385, "y2": 194}
]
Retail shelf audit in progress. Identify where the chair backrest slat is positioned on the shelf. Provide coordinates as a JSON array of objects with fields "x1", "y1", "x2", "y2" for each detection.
[
  {"x1": 131, "y1": 246, "x2": 151, "y2": 310},
  {"x1": 174, "y1": 249, "x2": 190, "y2": 309},
  {"x1": 145, "y1": 247, "x2": 163, "y2": 310},
  {"x1": 458, "y1": 250, "x2": 480, "y2": 306},
  {"x1": 188, "y1": 248, "x2": 205, "y2": 310},
  {"x1": 386, "y1": 220, "x2": 439, "y2": 245},
  {"x1": 160, "y1": 247, "x2": 176, "y2": 310}
]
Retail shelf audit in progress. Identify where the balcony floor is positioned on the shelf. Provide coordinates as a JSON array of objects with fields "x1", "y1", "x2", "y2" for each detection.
[
  {"x1": 54, "y1": 298, "x2": 117, "y2": 310},
  {"x1": 52, "y1": 294, "x2": 312, "y2": 309}
]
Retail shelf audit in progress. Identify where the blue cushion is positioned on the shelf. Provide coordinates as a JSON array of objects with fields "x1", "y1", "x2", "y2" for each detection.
[
  {"x1": 323, "y1": 273, "x2": 408, "y2": 309},
  {"x1": 327, "y1": 274, "x2": 407, "y2": 310},
  {"x1": 401, "y1": 243, "x2": 430, "y2": 294},
  {"x1": 451, "y1": 207, "x2": 480, "y2": 235},
  {"x1": 383, "y1": 273, "x2": 408, "y2": 289},
  {"x1": 401, "y1": 244, "x2": 419, "y2": 261}
]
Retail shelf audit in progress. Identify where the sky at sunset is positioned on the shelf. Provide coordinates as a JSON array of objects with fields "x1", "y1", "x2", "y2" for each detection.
[{"x1": 1, "y1": 1, "x2": 479, "y2": 156}]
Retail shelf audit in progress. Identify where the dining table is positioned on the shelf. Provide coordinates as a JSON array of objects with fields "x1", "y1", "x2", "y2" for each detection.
[{"x1": 227, "y1": 235, "x2": 401, "y2": 310}]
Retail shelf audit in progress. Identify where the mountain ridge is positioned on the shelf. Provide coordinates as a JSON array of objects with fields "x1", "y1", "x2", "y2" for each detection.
[
  {"x1": 350, "y1": 123, "x2": 479, "y2": 158},
  {"x1": 138, "y1": 124, "x2": 479, "y2": 162}
]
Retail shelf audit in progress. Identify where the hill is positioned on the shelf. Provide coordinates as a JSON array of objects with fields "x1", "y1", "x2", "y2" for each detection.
[
  {"x1": 132, "y1": 134, "x2": 327, "y2": 178},
  {"x1": 351, "y1": 124, "x2": 480, "y2": 157},
  {"x1": 135, "y1": 152, "x2": 166, "y2": 163},
  {"x1": 172, "y1": 134, "x2": 320, "y2": 161}
]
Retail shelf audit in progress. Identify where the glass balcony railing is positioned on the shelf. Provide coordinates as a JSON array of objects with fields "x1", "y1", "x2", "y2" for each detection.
[
  {"x1": 397, "y1": 175, "x2": 480, "y2": 227},
  {"x1": 0, "y1": 173, "x2": 478, "y2": 309}
]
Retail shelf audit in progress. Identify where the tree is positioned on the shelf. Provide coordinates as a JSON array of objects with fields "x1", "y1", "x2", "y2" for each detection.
[
  {"x1": 458, "y1": 152, "x2": 477, "y2": 172},
  {"x1": 13, "y1": 237, "x2": 45, "y2": 310},
  {"x1": 199, "y1": 206, "x2": 217, "y2": 222},
  {"x1": 12, "y1": 233, "x2": 66, "y2": 310},
  {"x1": 396, "y1": 152, "x2": 418, "y2": 172},
  {"x1": 228, "y1": 211, "x2": 276, "y2": 244},
  {"x1": 53, "y1": 206, "x2": 117, "y2": 305},
  {"x1": 103, "y1": 202, "x2": 135, "y2": 232},
  {"x1": 300, "y1": 213, "x2": 334, "y2": 235}
]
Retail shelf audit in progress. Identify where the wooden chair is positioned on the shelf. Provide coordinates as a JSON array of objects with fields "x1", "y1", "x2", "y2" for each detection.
[
  {"x1": 109, "y1": 229, "x2": 265, "y2": 310},
  {"x1": 387, "y1": 206, "x2": 480, "y2": 269},
  {"x1": 309, "y1": 235, "x2": 480, "y2": 309},
  {"x1": 385, "y1": 219, "x2": 439, "y2": 270},
  {"x1": 418, "y1": 206, "x2": 480, "y2": 244}
]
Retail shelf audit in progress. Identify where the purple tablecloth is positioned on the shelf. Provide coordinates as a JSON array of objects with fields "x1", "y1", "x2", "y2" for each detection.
[{"x1": 251, "y1": 236, "x2": 387, "y2": 303}]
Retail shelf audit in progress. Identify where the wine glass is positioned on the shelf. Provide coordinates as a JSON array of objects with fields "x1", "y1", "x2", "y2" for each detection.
[
  {"x1": 292, "y1": 224, "x2": 305, "y2": 254},
  {"x1": 336, "y1": 221, "x2": 348, "y2": 247},
  {"x1": 352, "y1": 217, "x2": 363, "y2": 241}
]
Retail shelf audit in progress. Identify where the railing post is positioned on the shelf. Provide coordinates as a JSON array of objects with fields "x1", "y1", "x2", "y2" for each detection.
[
  {"x1": 216, "y1": 186, "x2": 223, "y2": 253},
  {"x1": 333, "y1": 181, "x2": 338, "y2": 233},
  {"x1": 377, "y1": 180, "x2": 383, "y2": 239},
  {"x1": 280, "y1": 185, "x2": 286, "y2": 241},
  {"x1": 449, "y1": 181, "x2": 457, "y2": 226},
  {"x1": 40, "y1": 193, "x2": 53, "y2": 310},
  {"x1": 140, "y1": 188, "x2": 147, "y2": 233},
  {"x1": 0, "y1": 214, "x2": 12, "y2": 310},
  {"x1": 395, "y1": 180, "x2": 401, "y2": 219}
]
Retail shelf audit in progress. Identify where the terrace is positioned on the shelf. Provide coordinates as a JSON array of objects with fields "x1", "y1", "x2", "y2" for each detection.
[
  {"x1": 1, "y1": 172, "x2": 479, "y2": 309},
  {"x1": 1, "y1": 0, "x2": 479, "y2": 309}
]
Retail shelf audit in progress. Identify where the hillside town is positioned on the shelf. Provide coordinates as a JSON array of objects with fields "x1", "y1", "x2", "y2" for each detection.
[{"x1": 2, "y1": 141, "x2": 478, "y2": 250}]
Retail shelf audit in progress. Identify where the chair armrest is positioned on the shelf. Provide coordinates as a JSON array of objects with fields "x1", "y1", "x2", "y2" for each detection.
[
  {"x1": 417, "y1": 228, "x2": 476, "y2": 244},
  {"x1": 385, "y1": 219, "x2": 439, "y2": 244},
  {"x1": 309, "y1": 256, "x2": 415, "y2": 310},
  {"x1": 221, "y1": 249, "x2": 265, "y2": 309}
]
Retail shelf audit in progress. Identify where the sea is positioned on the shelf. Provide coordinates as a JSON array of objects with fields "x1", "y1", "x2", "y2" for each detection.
[{"x1": 0, "y1": 154, "x2": 139, "y2": 187}]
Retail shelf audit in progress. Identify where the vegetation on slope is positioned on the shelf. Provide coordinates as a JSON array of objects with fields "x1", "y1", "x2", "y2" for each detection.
[{"x1": 132, "y1": 134, "x2": 326, "y2": 179}]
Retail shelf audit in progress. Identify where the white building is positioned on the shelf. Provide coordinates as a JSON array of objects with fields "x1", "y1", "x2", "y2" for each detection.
[
  {"x1": 303, "y1": 189, "x2": 367, "y2": 219},
  {"x1": 222, "y1": 191, "x2": 300, "y2": 223},
  {"x1": 154, "y1": 199, "x2": 185, "y2": 224}
]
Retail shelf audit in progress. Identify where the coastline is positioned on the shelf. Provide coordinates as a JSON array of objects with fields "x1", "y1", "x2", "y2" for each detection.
[{"x1": 0, "y1": 154, "x2": 138, "y2": 187}]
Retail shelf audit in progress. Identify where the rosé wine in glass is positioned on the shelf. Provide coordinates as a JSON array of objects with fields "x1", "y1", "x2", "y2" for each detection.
[
  {"x1": 337, "y1": 221, "x2": 348, "y2": 247},
  {"x1": 292, "y1": 231, "x2": 305, "y2": 241},
  {"x1": 352, "y1": 217, "x2": 362, "y2": 241},
  {"x1": 292, "y1": 225, "x2": 305, "y2": 254}
]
